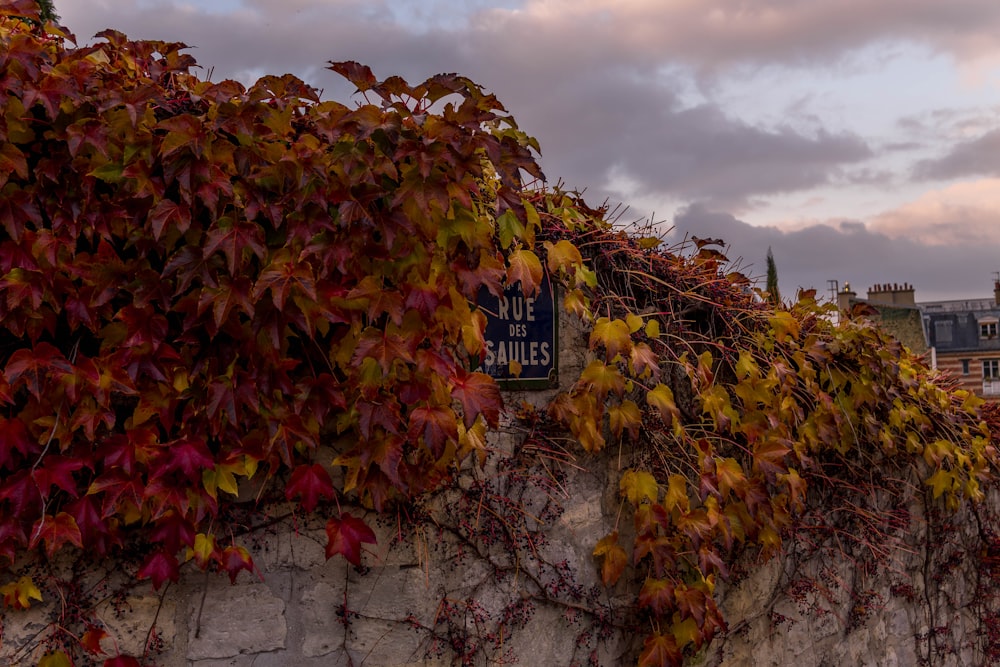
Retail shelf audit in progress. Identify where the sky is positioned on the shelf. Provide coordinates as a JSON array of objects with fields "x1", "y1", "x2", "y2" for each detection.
[{"x1": 53, "y1": 0, "x2": 1000, "y2": 302}]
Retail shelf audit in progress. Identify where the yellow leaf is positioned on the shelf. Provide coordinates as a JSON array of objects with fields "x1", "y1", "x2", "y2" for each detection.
[
  {"x1": 579, "y1": 360, "x2": 625, "y2": 402},
  {"x1": 626, "y1": 313, "x2": 644, "y2": 333},
  {"x1": 0, "y1": 575, "x2": 42, "y2": 610},
  {"x1": 758, "y1": 524, "x2": 781, "y2": 554},
  {"x1": 779, "y1": 467, "x2": 806, "y2": 511},
  {"x1": 926, "y1": 469, "x2": 956, "y2": 500},
  {"x1": 37, "y1": 651, "x2": 73, "y2": 667},
  {"x1": 172, "y1": 368, "x2": 190, "y2": 392},
  {"x1": 644, "y1": 319, "x2": 661, "y2": 339},
  {"x1": 637, "y1": 236, "x2": 662, "y2": 249},
  {"x1": 202, "y1": 468, "x2": 219, "y2": 499},
  {"x1": 544, "y1": 239, "x2": 583, "y2": 273},
  {"x1": 590, "y1": 317, "x2": 633, "y2": 361},
  {"x1": 664, "y1": 474, "x2": 689, "y2": 513},
  {"x1": 461, "y1": 309, "x2": 487, "y2": 356},
  {"x1": 563, "y1": 288, "x2": 590, "y2": 319},
  {"x1": 523, "y1": 198, "x2": 541, "y2": 239},
  {"x1": 244, "y1": 455, "x2": 259, "y2": 479},
  {"x1": 215, "y1": 463, "x2": 242, "y2": 497},
  {"x1": 608, "y1": 399, "x2": 642, "y2": 441},
  {"x1": 458, "y1": 418, "x2": 489, "y2": 466},
  {"x1": 671, "y1": 616, "x2": 702, "y2": 650},
  {"x1": 630, "y1": 342, "x2": 660, "y2": 380},
  {"x1": 189, "y1": 533, "x2": 217, "y2": 569},
  {"x1": 620, "y1": 469, "x2": 658, "y2": 505},
  {"x1": 646, "y1": 384, "x2": 678, "y2": 425},
  {"x1": 508, "y1": 359, "x2": 523, "y2": 377},
  {"x1": 769, "y1": 311, "x2": 800, "y2": 343},
  {"x1": 735, "y1": 350, "x2": 757, "y2": 379}
]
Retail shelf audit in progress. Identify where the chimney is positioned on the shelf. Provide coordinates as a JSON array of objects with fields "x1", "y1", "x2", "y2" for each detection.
[
  {"x1": 994, "y1": 280, "x2": 1000, "y2": 306},
  {"x1": 837, "y1": 282, "x2": 856, "y2": 313},
  {"x1": 867, "y1": 281, "x2": 915, "y2": 306}
]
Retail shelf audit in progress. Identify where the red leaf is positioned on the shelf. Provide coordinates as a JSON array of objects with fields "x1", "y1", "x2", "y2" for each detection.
[
  {"x1": 5, "y1": 343, "x2": 73, "y2": 401},
  {"x1": 154, "y1": 437, "x2": 215, "y2": 480},
  {"x1": 137, "y1": 550, "x2": 179, "y2": 590},
  {"x1": 103, "y1": 655, "x2": 142, "y2": 667},
  {"x1": 81, "y1": 626, "x2": 108, "y2": 655},
  {"x1": 29, "y1": 512, "x2": 83, "y2": 558},
  {"x1": 0, "y1": 417, "x2": 35, "y2": 470},
  {"x1": 148, "y1": 199, "x2": 191, "y2": 241},
  {"x1": 285, "y1": 464, "x2": 335, "y2": 512},
  {"x1": 67, "y1": 496, "x2": 117, "y2": 556},
  {"x1": 325, "y1": 513, "x2": 376, "y2": 565},
  {"x1": 252, "y1": 253, "x2": 317, "y2": 311},
  {"x1": 221, "y1": 544, "x2": 255, "y2": 584},
  {"x1": 407, "y1": 405, "x2": 458, "y2": 458},
  {"x1": 450, "y1": 370, "x2": 501, "y2": 428},
  {"x1": 32, "y1": 455, "x2": 85, "y2": 500},
  {"x1": 638, "y1": 633, "x2": 682, "y2": 667},
  {"x1": 347, "y1": 276, "x2": 405, "y2": 326},
  {"x1": 353, "y1": 328, "x2": 416, "y2": 374},
  {"x1": 638, "y1": 577, "x2": 675, "y2": 616},
  {"x1": 0, "y1": 471, "x2": 42, "y2": 516},
  {"x1": 204, "y1": 218, "x2": 267, "y2": 275},
  {"x1": 149, "y1": 510, "x2": 196, "y2": 554},
  {"x1": 328, "y1": 61, "x2": 378, "y2": 92},
  {"x1": 674, "y1": 585, "x2": 707, "y2": 626}
]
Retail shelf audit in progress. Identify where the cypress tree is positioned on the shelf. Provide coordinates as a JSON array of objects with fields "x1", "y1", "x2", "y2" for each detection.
[{"x1": 766, "y1": 247, "x2": 781, "y2": 305}]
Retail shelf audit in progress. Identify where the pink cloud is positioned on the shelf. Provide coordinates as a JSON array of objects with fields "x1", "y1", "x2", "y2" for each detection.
[{"x1": 870, "y1": 178, "x2": 1000, "y2": 244}]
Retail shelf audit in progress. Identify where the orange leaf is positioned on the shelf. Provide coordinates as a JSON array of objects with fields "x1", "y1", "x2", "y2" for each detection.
[
  {"x1": 81, "y1": 627, "x2": 109, "y2": 655},
  {"x1": 506, "y1": 249, "x2": 543, "y2": 296},
  {"x1": 592, "y1": 531, "x2": 628, "y2": 586},
  {"x1": 715, "y1": 457, "x2": 746, "y2": 498},
  {"x1": 638, "y1": 633, "x2": 682, "y2": 667}
]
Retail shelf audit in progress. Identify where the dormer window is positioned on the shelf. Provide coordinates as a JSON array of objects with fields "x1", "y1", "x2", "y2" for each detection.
[{"x1": 981, "y1": 319, "x2": 999, "y2": 339}]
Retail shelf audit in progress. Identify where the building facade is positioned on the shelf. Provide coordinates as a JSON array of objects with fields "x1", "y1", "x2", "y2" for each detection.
[
  {"x1": 837, "y1": 281, "x2": 1000, "y2": 399},
  {"x1": 920, "y1": 284, "x2": 1000, "y2": 398}
]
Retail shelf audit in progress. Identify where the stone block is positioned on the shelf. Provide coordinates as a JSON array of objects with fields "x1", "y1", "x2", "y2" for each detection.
[{"x1": 186, "y1": 582, "x2": 286, "y2": 660}]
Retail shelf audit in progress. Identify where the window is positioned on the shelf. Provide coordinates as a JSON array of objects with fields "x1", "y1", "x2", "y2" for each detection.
[
  {"x1": 984, "y1": 359, "x2": 1000, "y2": 379},
  {"x1": 981, "y1": 321, "x2": 998, "y2": 339},
  {"x1": 962, "y1": 359, "x2": 970, "y2": 375},
  {"x1": 934, "y1": 320, "x2": 953, "y2": 344}
]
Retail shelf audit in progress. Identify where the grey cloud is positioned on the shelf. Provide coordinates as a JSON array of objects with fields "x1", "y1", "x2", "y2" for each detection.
[
  {"x1": 913, "y1": 130, "x2": 1000, "y2": 180},
  {"x1": 557, "y1": 0, "x2": 1000, "y2": 71},
  {"x1": 58, "y1": 2, "x2": 873, "y2": 209},
  {"x1": 670, "y1": 204, "x2": 998, "y2": 302}
]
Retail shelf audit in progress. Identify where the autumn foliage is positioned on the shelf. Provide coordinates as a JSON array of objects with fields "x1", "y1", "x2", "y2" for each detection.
[
  {"x1": 1, "y1": 3, "x2": 998, "y2": 666},
  {"x1": 0, "y1": 0, "x2": 535, "y2": 608}
]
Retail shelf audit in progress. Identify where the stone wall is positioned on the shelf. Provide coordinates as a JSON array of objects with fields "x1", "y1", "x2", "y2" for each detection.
[{"x1": 2, "y1": 314, "x2": 998, "y2": 666}]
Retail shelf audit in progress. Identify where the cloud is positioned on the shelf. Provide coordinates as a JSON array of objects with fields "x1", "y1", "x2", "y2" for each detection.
[
  {"x1": 869, "y1": 179, "x2": 1000, "y2": 244},
  {"x1": 913, "y1": 130, "x2": 1000, "y2": 179},
  {"x1": 51, "y1": 0, "x2": 1000, "y2": 305},
  {"x1": 502, "y1": 0, "x2": 1000, "y2": 70},
  {"x1": 670, "y1": 203, "x2": 999, "y2": 302},
  {"x1": 57, "y1": 0, "x2": 876, "y2": 210}
]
